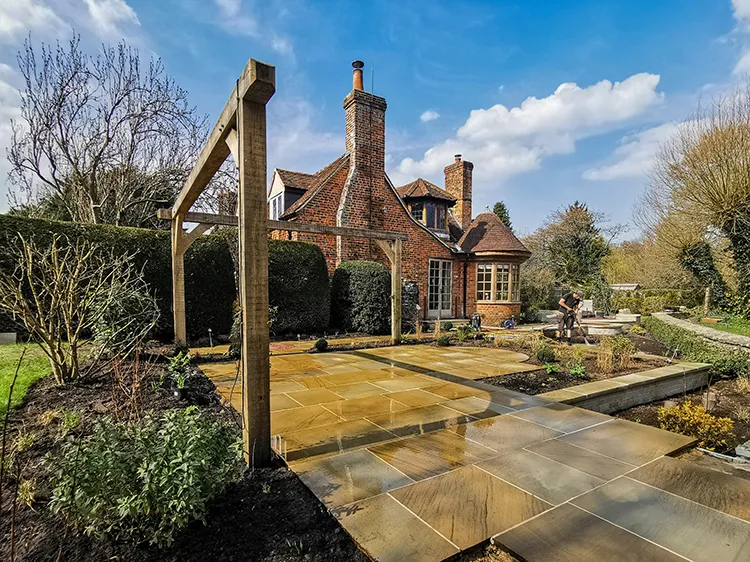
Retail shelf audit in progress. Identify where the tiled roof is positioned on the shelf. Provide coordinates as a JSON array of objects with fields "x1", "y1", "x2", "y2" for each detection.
[
  {"x1": 276, "y1": 169, "x2": 317, "y2": 191},
  {"x1": 395, "y1": 178, "x2": 456, "y2": 203},
  {"x1": 279, "y1": 154, "x2": 350, "y2": 218},
  {"x1": 458, "y1": 212, "x2": 530, "y2": 255}
]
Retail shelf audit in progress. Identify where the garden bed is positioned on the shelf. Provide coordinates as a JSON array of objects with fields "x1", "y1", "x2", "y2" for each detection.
[
  {"x1": 616, "y1": 378, "x2": 750, "y2": 454},
  {"x1": 0, "y1": 360, "x2": 365, "y2": 562}
]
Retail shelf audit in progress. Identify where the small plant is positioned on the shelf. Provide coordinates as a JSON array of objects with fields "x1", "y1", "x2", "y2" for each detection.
[
  {"x1": 442, "y1": 321, "x2": 454, "y2": 332},
  {"x1": 658, "y1": 401, "x2": 735, "y2": 451},
  {"x1": 597, "y1": 336, "x2": 635, "y2": 372},
  {"x1": 59, "y1": 408, "x2": 80, "y2": 438},
  {"x1": 168, "y1": 351, "x2": 193, "y2": 376},
  {"x1": 400, "y1": 332, "x2": 410, "y2": 344},
  {"x1": 49, "y1": 406, "x2": 243, "y2": 547},
  {"x1": 37, "y1": 409, "x2": 59, "y2": 427},
  {"x1": 569, "y1": 362, "x2": 587, "y2": 378},
  {"x1": 437, "y1": 335, "x2": 451, "y2": 347},
  {"x1": 455, "y1": 324, "x2": 474, "y2": 342},
  {"x1": 544, "y1": 362, "x2": 560, "y2": 374},
  {"x1": 262, "y1": 483, "x2": 272, "y2": 494},
  {"x1": 314, "y1": 338, "x2": 329, "y2": 352},
  {"x1": 735, "y1": 405, "x2": 750, "y2": 423},
  {"x1": 415, "y1": 320, "x2": 423, "y2": 339},
  {"x1": 628, "y1": 324, "x2": 647, "y2": 335},
  {"x1": 735, "y1": 376, "x2": 750, "y2": 394},
  {"x1": 18, "y1": 478, "x2": 36, "y2": 508},
  {"x1": 536, "y1": 344, "x2": 556, "y2": 363},
  {"x1": 13, "y1": 429, "x2": 36, "y2": 454}
]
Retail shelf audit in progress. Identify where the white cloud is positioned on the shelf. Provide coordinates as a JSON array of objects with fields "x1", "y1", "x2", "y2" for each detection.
[
  {"x1": 420, "y1": 110, "x2": 440, "y2": 122},
  {"x1": 84, "y1": 0, "x2": 140, "y2": 38},
  {"x1": 0, "y1": 0, "x2": 63, "y2": 42},
  {"x1": 583, "y1": 122, "x2": 678, "y2": 181},
  {"x1": 0, "y1": 64, "x2": 22, "y2": 209},
  {"x1": 733, "y1": 0, "x2": 750, "y2": 21},
  {"x1": 393, "y1": 73, "x2": 664, "y2": 186},
  {"x1": 212, "y1": 0, "x2": 293, "y2": 56}
]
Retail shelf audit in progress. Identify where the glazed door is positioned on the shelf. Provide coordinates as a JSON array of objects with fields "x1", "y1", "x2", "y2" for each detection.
[{"x1": 428, "y1": 259, "x2": 453, "y2": 318}]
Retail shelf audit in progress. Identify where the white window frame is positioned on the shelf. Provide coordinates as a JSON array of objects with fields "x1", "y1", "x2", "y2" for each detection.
[
  {"x1": 476, "y1": 263, "x2": 520, "y2": 303},
  {"x1": 269, "y1": 193, "x2": 283, "y2": 219}
]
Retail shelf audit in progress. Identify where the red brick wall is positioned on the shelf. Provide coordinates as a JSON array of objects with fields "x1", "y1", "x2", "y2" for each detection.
[
  {"x1": 475, "y1": 303, "x2": 521, "y2": 327},
  {"x1": 444, "y1": 158, "x2": 473, "y2": 230}
]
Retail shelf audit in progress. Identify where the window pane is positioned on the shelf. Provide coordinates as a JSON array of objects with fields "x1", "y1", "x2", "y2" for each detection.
[
  {"x1": 496, "y1": 264, "x2": 509, "y2": 301},
  {"x1": 437, "y1": 205, "x2": 445, "y2": 230},
  {"x1": 512, "y1": 264, "x2": 520, "y2": 301},
  {"x1": 426, "y1": 203, "x2": 435, "y2": 228},
  {"x1": 476, "y1": 264, "x2": 492, "y2": 302},
  {"x1": 428, "y1": 260, "x2": 440, "y2": 310},
  {"x1": 411, "y1": 202, "x2": 423, "y2": 221},
  {"x1": 441, "y1": 261, "x2": 452, "y2": 310}
]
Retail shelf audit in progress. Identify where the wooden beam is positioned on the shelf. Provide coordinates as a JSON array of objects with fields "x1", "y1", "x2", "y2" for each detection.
[
  {"x1": 179, "y1": 223, "x2": 212, "y2": 255},
  {"x1": 171, "y1": 214, "x2": 187, "y2": 347},
  {"x1": 172, "y1": 59, "x2": 275, "y2": 216},
  {"x1": 238, "y1": 95, "x2": 272, "y2": 467}
]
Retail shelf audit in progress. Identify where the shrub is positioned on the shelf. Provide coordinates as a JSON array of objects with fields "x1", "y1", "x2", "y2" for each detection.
[
  {"x1": 437, "y1": 335, "x2": 451, "y2": 347},
  {"x1": 331, "y1": 261, "x2": 391, "y2": 334},
  {"x1": 643, "y1": 315, "x2": 750, "y2": 378},
  {"x1": 611, "y1": 288, "x2": 703, "y2": 315},
  {"x1": 628, "y1": 324, "x2": 647, "y2": 335},
  {"x1": 314, "y1": 338, "x2": 329, "y2": 352},
  {"x1": 268, "y1": 239, "x2": 330, "y2": 334},
  {"x1": 597, "y1": 336, "x2": 635, "y2": 372},
  {"x1": 455, "y1": 324, "x2": 474, "y2": 342},
  {"x1": 442, "y1": 321, "x2": 454, "y2": 332},
  {"x1": 49, "y1": 407, "x2": 242, "y2": 547},
  {"x1": 536, "y1": 344, "x2": 556, "y2": 363},
  {"x1": 657, "y1": 401, "x2": 734, "y2": 451},
  {"x1": 544, "y1": 362, "x2": 560, "y2": 374},
  {"x1": 569, "y1": 362, "x2": 587, "y2": 378}
]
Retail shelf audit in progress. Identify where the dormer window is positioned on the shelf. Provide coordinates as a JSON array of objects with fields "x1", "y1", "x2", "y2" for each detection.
[
  {"x1": 425, "y1": 202, "x2": 446, "y2": 231},
  {"x1": 410, "y1": 202, "x2": 423, "y2": 221}
]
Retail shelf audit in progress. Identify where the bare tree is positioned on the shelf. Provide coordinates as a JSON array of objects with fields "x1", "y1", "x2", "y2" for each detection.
[
  {"x1": 0, "y1": 235, "x2": 158, "y2": 384},
  {"x1": 6, "y1": 35, "x2": 225, "y2": 228},
  {"x1": 639, "y1": 82, "x2": 750, "y2": 292}
]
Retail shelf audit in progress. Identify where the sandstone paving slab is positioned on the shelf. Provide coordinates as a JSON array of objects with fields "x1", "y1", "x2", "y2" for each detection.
[
  {"x1": 449, "y1": 415, "x2": 562, "y2": 453},
  {"x1": 496, "y1": 503, "x2": 687, "y2": 562},
  {"x1": 390, "y1": 465, "x2": 552, "y2": 550},
  {"x1": 284, "y1": 387, "x2": 342, "y2": 406},
  {"x1": 368, "y1": 429, "x2": 497, "y2": 481},
  {"x1": 525, "y1": 438, "x2": 636, "y2": 481},
  {"x1": 510, "y1": 403, "x2": 611, "y2": 434},
  {"x1": 332, "y1": 493, "x2": 460, "y2": 562},
  {"x1": 486, "y1": 388, "x2": 552, "y2": 411},
  {"x1": 477, "y1": 449, "x2": 604, "y2": 505},
  {"x1": 270, "y1": 393, "x2": 303, "y2": 411},
  {"x1": 330, "y1": 381, "x2": 386, "y2": 400},
  {"x1": 384, "y1": 389, "x2": 446, "y2": 408},
  {"x1": 366, "y1": 404, "x2": 476, "y2": 437},
  {"x1": 269, "y1": 380, "x2": 307, "y2": 394},
  {"x1": 281, "y1": 419, "x2": 395, "y2": 462},
  {"x1": 271, "y1": 404, "x2": 342, "y2": 434},
  {"x1": 370, "y1": 375, "x2": 439, "y2": 392},
  {"x1": 560, "y1": 419, "x2": 696, "y2": 465},
  {"x1": 438, "y1": 396, "x2": 514, "y2": 419},
  {"x1": 293, "y1": 449, "x2": 414, "y2": 509},
  {"x1": 321, "y1": 395, "x2": 411, "y2": 420},
  {"x1": 572, "y1": 477, "x2": 750, "y2": 562},
  {"x1": 628, "y1": 456, "x2": 750, "y2": 522}
]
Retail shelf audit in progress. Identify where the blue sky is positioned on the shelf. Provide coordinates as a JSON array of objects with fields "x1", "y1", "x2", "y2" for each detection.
[{"x1": 0, "y1": 0, "x2": 748, "y2": 237}]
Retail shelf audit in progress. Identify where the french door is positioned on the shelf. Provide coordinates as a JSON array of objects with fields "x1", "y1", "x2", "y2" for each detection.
[{"x1": 428, "y1": 259, "x2": 453, "y2": 318}]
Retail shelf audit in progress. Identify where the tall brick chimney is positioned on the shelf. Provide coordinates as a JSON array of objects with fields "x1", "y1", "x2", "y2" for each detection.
[
  {"x1": 336, "y1": 60, "x2": 388, "y2": 262},
  {"x1": 444, "y1": 154, "x2": 473, "y2": 230}
]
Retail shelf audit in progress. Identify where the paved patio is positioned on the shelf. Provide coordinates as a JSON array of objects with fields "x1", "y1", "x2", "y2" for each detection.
[{"x1": 200, "y1": 344, "x2": 750, "y2": 562}]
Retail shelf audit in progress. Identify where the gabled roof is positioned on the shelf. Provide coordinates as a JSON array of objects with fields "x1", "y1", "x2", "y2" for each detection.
[
  {"x1": 276, "y1": 169, "x2": 317, "y2": 191},
  {"x1": 279, "y1": 154, "x2": 350, "y2": 218},
  {"x1": 458, "y1": 212, "x2": 530, "y2": 255},
  {"x1": 395, "y1": 178, "x2": 456, "y2": 203}
]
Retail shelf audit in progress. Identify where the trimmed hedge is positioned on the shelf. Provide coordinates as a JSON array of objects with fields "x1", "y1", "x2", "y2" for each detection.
[
  {"x1": 331, "y1": 260, "x2": 391, "y2": 334},
  {"x1": 0, "y1": 214, "x2": 235, "y2": 339},
  {"x1": 642, "y1": 315, "x2": 750, "y2": 378},
  {"x1": 612, "y1": 288, "x2": 703, "y2": 315},
  {"x1": 268, "y1": 239, "x2": 330, "y2": 334}
]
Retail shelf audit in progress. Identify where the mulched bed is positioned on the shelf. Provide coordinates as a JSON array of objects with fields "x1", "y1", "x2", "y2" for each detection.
[
  {"x1": 0, "y1": 357, "x2": 366, "y2": 562},
  {"x1": 617, "y1": 378, "x2": 750, "y2": 453}
]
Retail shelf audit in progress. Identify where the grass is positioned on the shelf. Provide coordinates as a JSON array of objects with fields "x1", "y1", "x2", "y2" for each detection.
[
  {"x1": 1, "y1": 344, "x2": 50, "y2": 416},
  {"x1": 700, "y1": 316, "x2": 750, "y2": 338}
]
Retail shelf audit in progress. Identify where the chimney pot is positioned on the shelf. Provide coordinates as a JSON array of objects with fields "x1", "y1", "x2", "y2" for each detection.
[
  {"x1": 352, "y1": 60, "x2": 364, "y2": 91},
  {"x1": 454, "y1": 154, "x2": 462, "y2": 163}
]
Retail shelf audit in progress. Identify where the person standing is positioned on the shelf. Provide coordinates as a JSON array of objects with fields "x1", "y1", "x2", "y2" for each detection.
[{"x1": 556, "y1": 290, "x2": 584, "y2": 345}]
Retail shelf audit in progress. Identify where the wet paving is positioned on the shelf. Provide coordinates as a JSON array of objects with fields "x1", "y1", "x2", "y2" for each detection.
[{"x1": 199, "y1": 343, "x2": 750, "y2": 562}]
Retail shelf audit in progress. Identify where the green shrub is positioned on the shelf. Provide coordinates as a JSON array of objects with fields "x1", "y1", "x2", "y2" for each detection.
[
  {"x1": 268, "y1": 239, "x2": 330, "y2": 334},
  {"x1": 455, "y1": 324, "x2": 474, "y2": 342},
  {"x1": 642, "y1": 316, "x2": 750, "y2": 378},
  {"x1": 544, "y1": 362, "x2": 560, "y2": 374},
  {"x1": 536, "y1": 344, "x2": 556, "y2": 363},
  {"x1": 49, "y1": 407, "x2": 242, "y2": 547},
  {"x1": 597, "y1": 336, "x2": 635, "y2": 372},
  {"x1": 331, "y1": 261, "x2": 391, "y2": 334},
  {"x1": 437, "y1": 335, "x2": 451, "y2": 347},
  {"x1": 569, "y1": 362, "x2": 587, "y2": 378},
  {"x1": 442, "y1": 321, "x2": 454, "y2": 332},
  {"x1": 628, "y1": 324, "x2": 647, "y2": 335},
  {"x1": 314, "y1": 338, "x2": 328, "y2": 352},
  {"x1": 611, "y1": 288, "x2": 703, "y2": 315},
  {"x1": 658, "y1": 401, "x2": 734, "y2": 451}
]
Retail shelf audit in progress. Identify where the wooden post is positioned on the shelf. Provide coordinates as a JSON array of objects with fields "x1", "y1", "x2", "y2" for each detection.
[
  {"x1": 171, "y1": 214, "x2": 187, "y2": 347},
  {"x1": 392, "y1": 239, "x2": 402, "y2": 345},
  {"x1": 238, "y1": 95, "x2": 271, "y2": 467}
]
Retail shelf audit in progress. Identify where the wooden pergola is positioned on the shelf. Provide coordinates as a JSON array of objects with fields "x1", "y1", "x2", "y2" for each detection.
[{"x1": 158, "y1": 59, "x2": 405, "y2": 467}]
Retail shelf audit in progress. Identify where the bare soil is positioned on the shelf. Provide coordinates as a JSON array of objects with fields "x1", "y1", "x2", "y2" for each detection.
[
  {"x1": 0, "y1": 358, "x2": 366, "y2": 562},
  {"x1": 616, "y1": 378, "x2": 750, "y2": 453}
]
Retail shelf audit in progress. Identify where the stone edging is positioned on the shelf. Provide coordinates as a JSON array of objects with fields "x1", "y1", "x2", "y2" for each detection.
[
  {"x1": 539, "y1": 361, "x2": 712, "y2": 414},
  {"x1": 652, "y1": 312, "x2": 750, "y2": 351}
]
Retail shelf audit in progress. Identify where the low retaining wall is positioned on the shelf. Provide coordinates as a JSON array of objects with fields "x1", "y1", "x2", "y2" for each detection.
[
  {"x1": 652, "y1": 312, "x2": 750, "y2": 350},
  {"x1": 539, "y1": 362, "x2": 711, "y2": 414}
]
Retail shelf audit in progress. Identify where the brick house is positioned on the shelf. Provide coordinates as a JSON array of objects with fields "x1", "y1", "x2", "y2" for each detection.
[{"x1": 268, "y1": 62, "x2": 530, "y2": 326}]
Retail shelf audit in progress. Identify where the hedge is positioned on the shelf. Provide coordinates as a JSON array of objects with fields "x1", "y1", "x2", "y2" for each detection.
[
  {"x1": 0, "y1": 214, "x2": 235, "y2": 339},
  {"x1": 642, "y1": 315, "x2": 750, "y2": 378},
  {"x1": 612, "y1": 288, "x2": 703, "y2": 315},
  {"x1": 268, "y1": 239, "x2": 330, "y2": 334},
  {"x1": 331, "y1": 260, "x2": 391, "y2": 334}
]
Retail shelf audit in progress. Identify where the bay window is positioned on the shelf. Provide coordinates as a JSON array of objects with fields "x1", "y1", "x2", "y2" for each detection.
[{"x1": 476, "y1": 263, "x2": 521, "y2": 302}]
